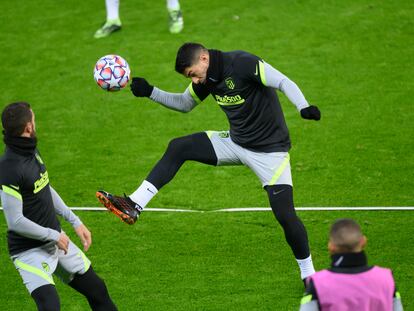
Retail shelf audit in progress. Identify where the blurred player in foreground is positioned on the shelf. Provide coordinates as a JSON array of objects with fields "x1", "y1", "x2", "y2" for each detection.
[
  {"x1": 94, "y1": 0, "x2": 184, "y2": 38},
  {"x1": 97, "y1": 42, "x2": 321, "y2": 282},
  {"x1": 0, "y1": 102, "x2": 117, "y2": 311},
  {"x1": 299, "y1": 218, "x2": 403, "y2": 311}
]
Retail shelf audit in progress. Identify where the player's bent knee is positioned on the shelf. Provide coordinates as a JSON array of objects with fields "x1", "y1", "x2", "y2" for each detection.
[
  {"x1": 164, "y1": 136, "x2": 194, "y2": 163},
  {"x1": 31, "y1": 284, "x2": 60, "y2": 311},
  {"x1": 167, "y1": 136, "x2": 191, "y2": 153}
]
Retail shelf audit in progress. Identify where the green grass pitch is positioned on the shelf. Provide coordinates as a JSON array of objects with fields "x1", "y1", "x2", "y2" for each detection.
[{"x1": 0, "y1": 0, "x2": 413, "y2": 309}]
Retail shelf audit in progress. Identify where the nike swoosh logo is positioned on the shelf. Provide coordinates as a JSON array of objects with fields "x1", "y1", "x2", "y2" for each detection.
[
  {"x1": 209, "y1": 77, "x2": 218, "y2": 82},
  {"x1": 334, "y1": 256, "x2": 344, "y2": 267},
  {"x1": 146, "y1": 188, "x2": 155, "y2": 195},
  {"x1": 10, "y1": 185, "x2": 20, "y2": 191},
  {"x1": 272, "y1": 189, "x2": 285, "y2": 196}
]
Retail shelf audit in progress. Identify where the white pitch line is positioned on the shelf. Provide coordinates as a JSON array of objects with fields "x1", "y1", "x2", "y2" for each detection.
[
  {"x1": 1, "y1": 207, "x2": 413, "y2": 212},
  {"x1": 216, "y1": 207, "x2": 414, "y2": 211},
  {"x1": 0, "y1": 207, "x2": 200, "y2": 212}
]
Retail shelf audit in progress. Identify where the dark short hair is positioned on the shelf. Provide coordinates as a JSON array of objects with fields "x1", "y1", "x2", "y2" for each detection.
[
  {"x1": 1, "y1": 102, "x2": 32, "y2": 137},
  {"x1": 175, "y1": 42, "x2": 207, "y2": 74},
  {"x1": 330, "y1": 218, "x2": 363, "y2": 252}
]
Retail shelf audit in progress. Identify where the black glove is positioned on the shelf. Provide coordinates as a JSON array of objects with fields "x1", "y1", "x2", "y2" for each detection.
[
  {"x1": 130, "y1": 77, "x2": 154, "y2": 97},
  {"x1": 300, "y1": 105, "x2": 321, "y2": 121}
]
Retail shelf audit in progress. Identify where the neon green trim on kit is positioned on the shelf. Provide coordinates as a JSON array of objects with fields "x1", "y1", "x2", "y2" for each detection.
[
  {"x1": 395, "y1": 291, "x2": 401, "y2": 299},
  {"x1": 205, "y1": 131, "x2": 214, "y2": 139},
  {"x1": 2, "y1": 185, "x2": 22, "y2": 201},
  {"x1": 188, "y1": 83, "x2": 201, "y2": 104},
  {"x1": 300, "y1": 294, "x2": 312, "y2": 305},
  {"x1": 14, "y1": 259, "x2": 55, "y2": 285},
  {"x1": 269, "y1": 153, "x2": 290, "y2": 185},
  {"x1": 258, "y1": 60, "x2": 267, "y2": 86},
  {"x1": 78, "y1": 251, "x2": 91, "y2": 272}
]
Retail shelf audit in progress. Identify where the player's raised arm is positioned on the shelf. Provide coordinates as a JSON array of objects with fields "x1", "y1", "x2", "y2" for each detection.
[
  {"x1": 130, "y1": 77, "x2": 200, "y2": 113},
  {"x1": 257, "y1": 60, "x2": 321, "y2": 121}
]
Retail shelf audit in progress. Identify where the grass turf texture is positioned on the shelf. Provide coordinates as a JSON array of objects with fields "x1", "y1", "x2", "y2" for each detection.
[
  {"x1": 0, "y1": 0, "x2": 413, "y2": 309},
  {"x1": 0, "y1": 211, "x2": 413, "y2": 310}
]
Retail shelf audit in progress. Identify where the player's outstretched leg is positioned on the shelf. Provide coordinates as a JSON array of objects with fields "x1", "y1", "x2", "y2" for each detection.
[
  {"x1": 96, "y1": 191, "x2": 141, "y2": 224},
  {"x1": 97, "y1": 132, "x2": 217, "y2": 223},
  {"x1": 145, "y1": 132, "x2": 217, "y2": 189},
  {"x1": 266, "y1": 184, "x2": 315, "y2": 281}
]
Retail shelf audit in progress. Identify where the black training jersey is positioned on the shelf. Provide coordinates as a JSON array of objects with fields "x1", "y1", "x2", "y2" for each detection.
[
  {"x1": 191, "y1": 50, "x2": 291, "y2": 152},
  {"x1": 0, "y1": 148, "x2": 60, "y2": 255}
]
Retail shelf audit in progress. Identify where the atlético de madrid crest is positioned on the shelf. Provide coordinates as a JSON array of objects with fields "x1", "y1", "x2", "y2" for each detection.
[{"x1": 225, "y1": 77, "x2": 235, "y2": 90}]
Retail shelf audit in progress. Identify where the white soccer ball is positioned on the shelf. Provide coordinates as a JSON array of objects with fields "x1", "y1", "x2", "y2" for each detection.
[{"x1": 93, "y1": 54, "x2": 131, "y2": 91}]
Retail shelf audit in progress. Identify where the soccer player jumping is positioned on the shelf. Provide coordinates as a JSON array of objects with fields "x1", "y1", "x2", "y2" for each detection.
[{"x1": 97, "y1": 42, "x2": 321, "y2": 282}]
